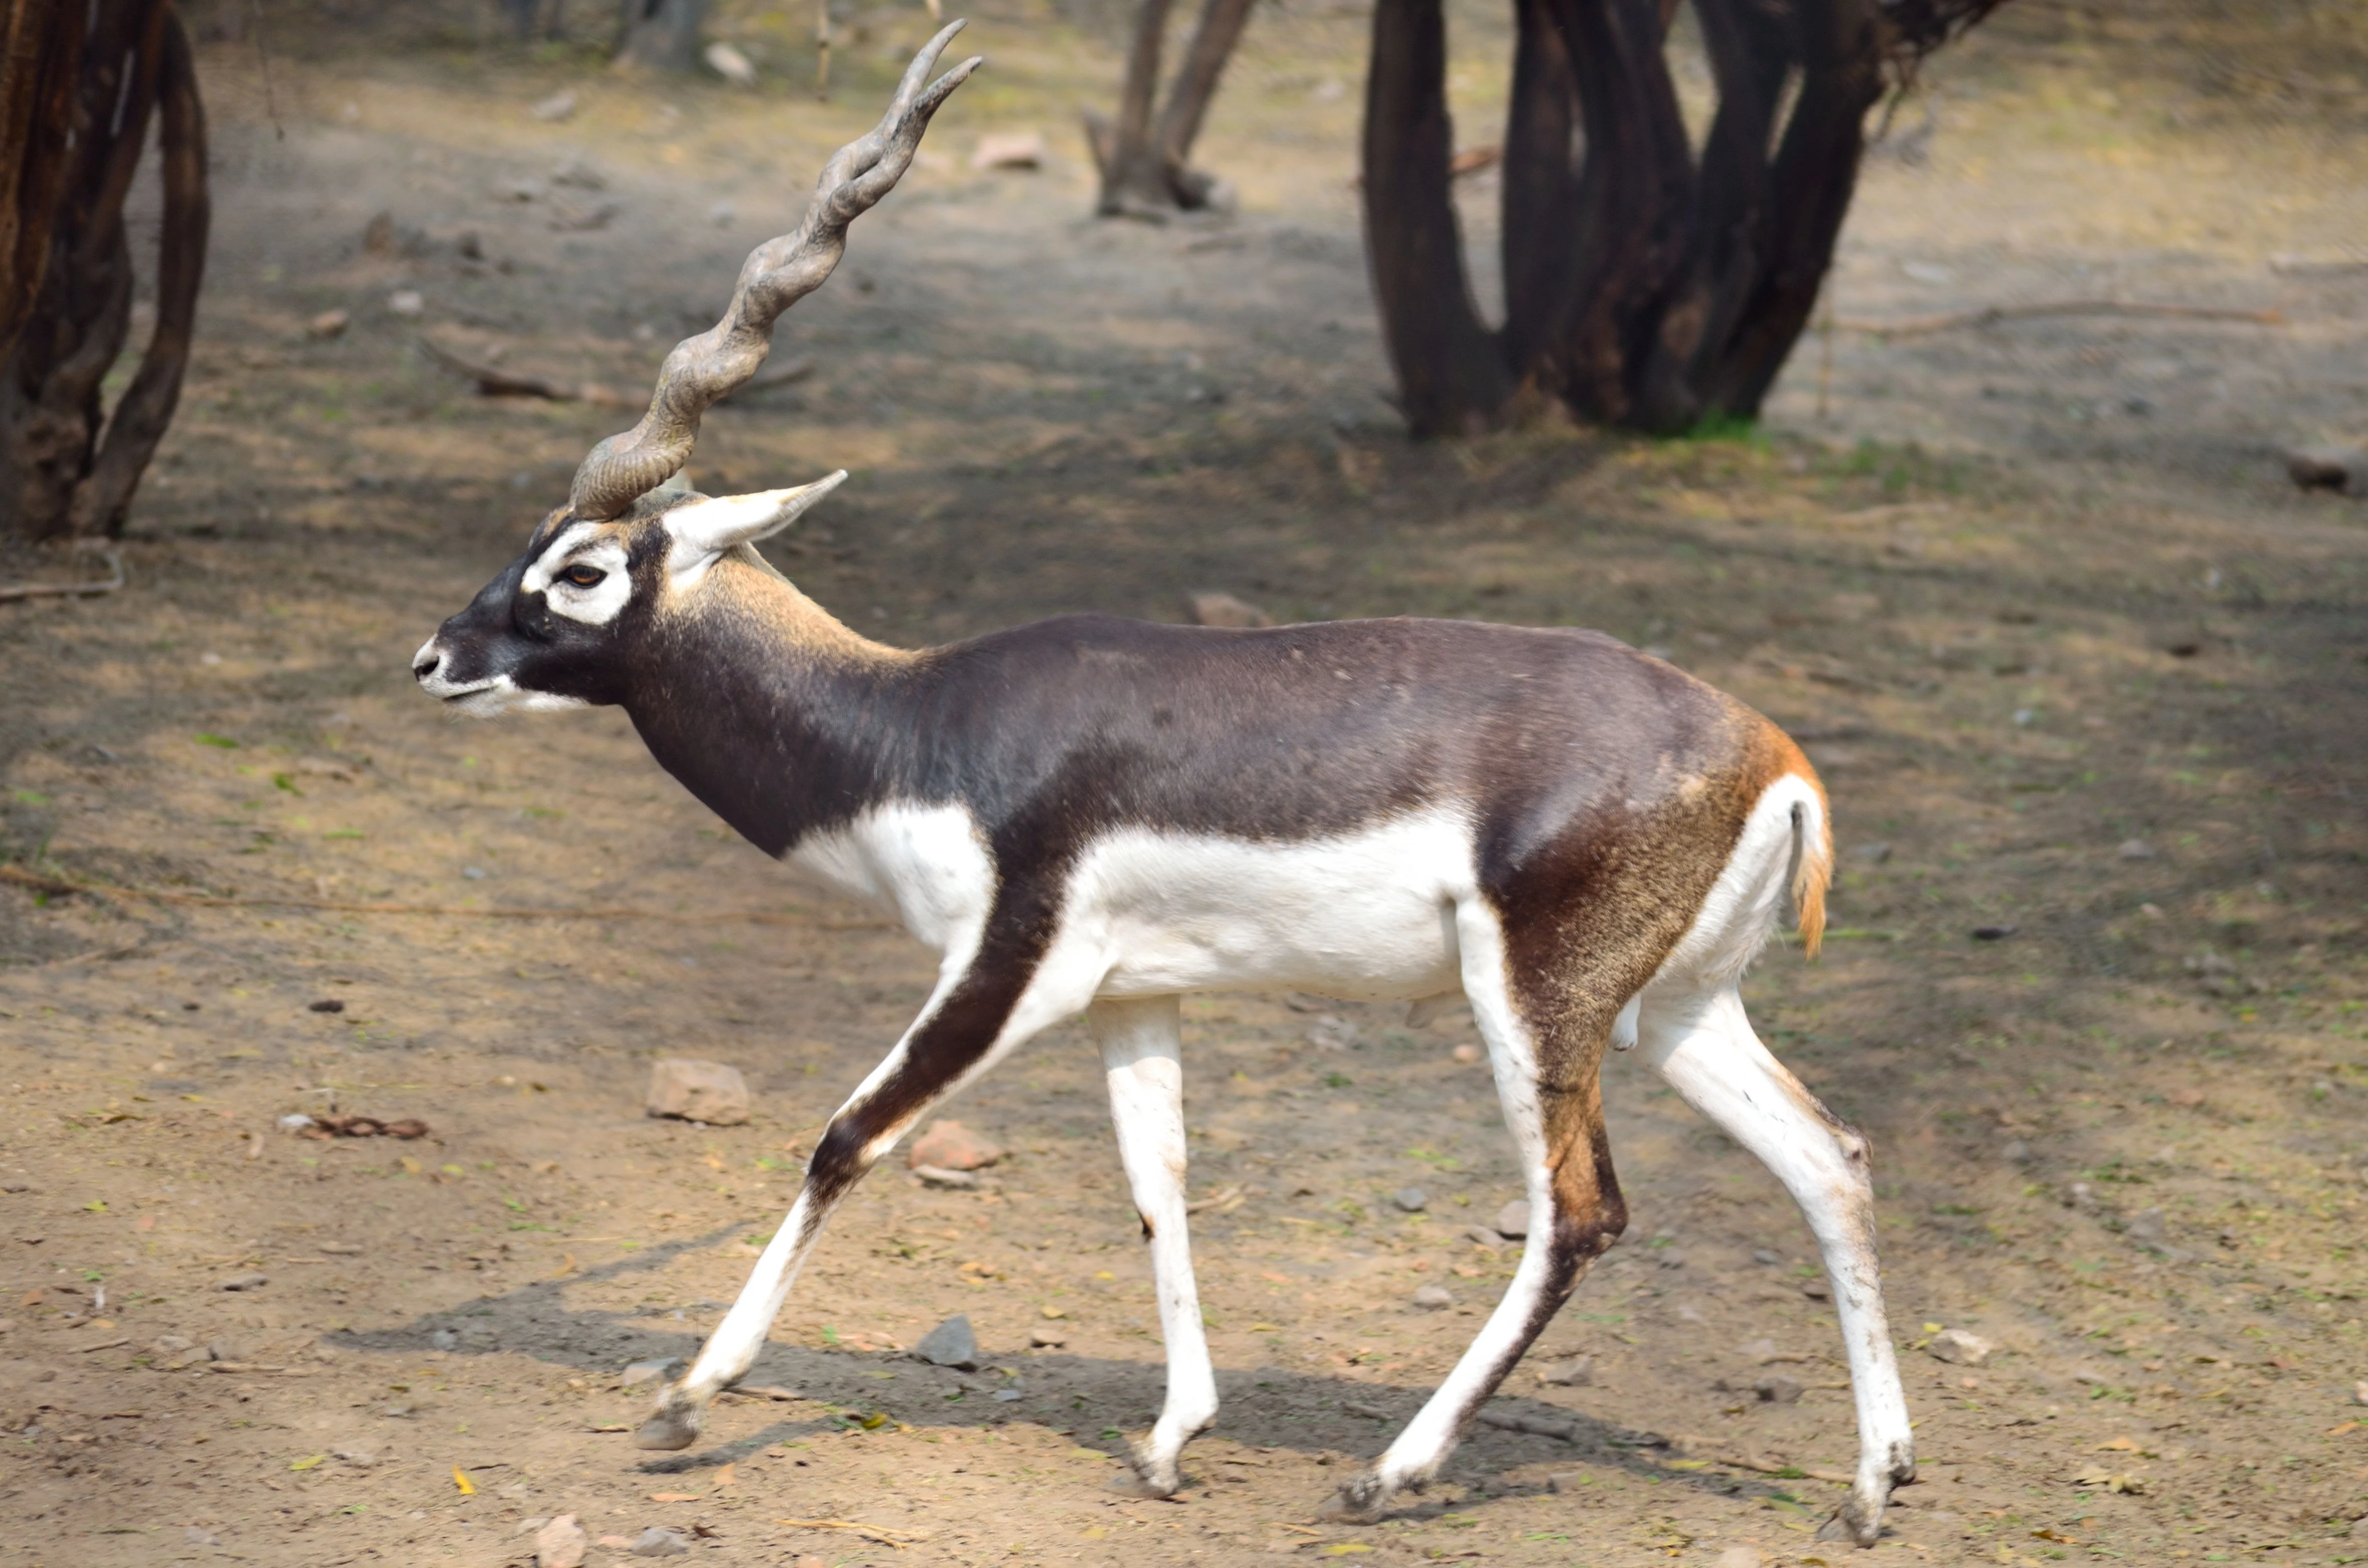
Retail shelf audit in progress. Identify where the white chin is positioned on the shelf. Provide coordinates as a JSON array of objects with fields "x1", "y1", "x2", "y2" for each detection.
[{"x1": 436, "y1": 678, "x2": 587, "y2": 717}]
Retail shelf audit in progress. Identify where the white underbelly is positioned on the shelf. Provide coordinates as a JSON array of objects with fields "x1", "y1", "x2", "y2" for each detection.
[{"x1": 1060, "y1": 809, "x2": 1476, "y2": 1000}]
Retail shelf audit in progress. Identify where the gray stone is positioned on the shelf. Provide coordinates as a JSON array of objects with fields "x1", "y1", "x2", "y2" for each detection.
[
  {"x1": 1465, "y1": 1225, "x2": 1503, "y2": 1248},
  {"x1": 915, "y1": 1314, "x2": 979, "y2": 1369},
  {"x1": 1411, "y1": 1285, "x2": 1454, "y2": 1311},
  {"x1": 1391, "y1": 1186, "x2": 1428, "y2": 1213},
  {"x1": 1537, "y1": 1356, "x2": 1594, "y2": 1387},
  {"x1": 620, "y1": 1357, "x2": 681, "y2": 1388},
  {"x1": 1493, "y1": 1199, "x2": 1530, "y2": 1240},
  {"x1": 629, "y1": 1527, "x2": 691, "y2": 1557},
  {"x1": 2286, "y1": 444, "x2": 2368, "y2": 494},
  {"x1": 1753, "y1": 1374, "x2": 1804, "y2": 1404},
  {"x1": 644, "y1": 1058, "x2": 751, "y2": 1125},
  {"x1": 1751, "y1": 1249, "x2": 1780, "y2": 1265},
  {"x1": 1925, "y1": 1327, "x2": 1992, "y2": 1366},
  {"x1": 216, "y1": 1272, "x2": 269, "y2": 1293},
  {"x1": 990, "y1": 1385, "x2": 1023, "y2": 1402},
  {"x1": 2127, "y1": 1207, "x2": 2168, "y2": 1246}
]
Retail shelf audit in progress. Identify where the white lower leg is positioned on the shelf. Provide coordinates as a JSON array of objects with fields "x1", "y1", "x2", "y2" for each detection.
[
  {"x1": 1639, "y1": 985, "x2": 1913, "y2": 1543},
  {"x1": 637, "y1": 1186, "x2": 834, "y2": 1448},
  {"x1": 1093, "y1": 995, "x2": 1217, "y2": 1492}
]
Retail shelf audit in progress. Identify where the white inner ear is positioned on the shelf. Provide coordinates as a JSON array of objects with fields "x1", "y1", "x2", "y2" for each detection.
[{"x1": 663, "y1": 471, "x2": 849, "y2": 583}]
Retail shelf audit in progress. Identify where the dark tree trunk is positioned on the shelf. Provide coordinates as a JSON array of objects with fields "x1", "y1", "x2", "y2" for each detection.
[
  {"x1": 0, "y1": 0, "x2": 85, "y2": 359},
  {"x1": 1361, "y1": 0, "x2": 1995, "y2": 438},
  {"x1": 0, "y1": 2, "x2": 208, "y2": 543},
  {"x1": 615, "y1": 0, "x2": 710, "y2": 72},
  {"x1": 1363, "y1": 0, "x2": 1510, "y2": 434},
  {"x1": 1088, "y1": 0, "x2": 1255, "y2": 216}
]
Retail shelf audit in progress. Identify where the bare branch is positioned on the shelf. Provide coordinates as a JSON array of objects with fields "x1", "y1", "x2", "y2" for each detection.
[{"x1": 565, "y1": 22, "x2": 981, "y2": 521}]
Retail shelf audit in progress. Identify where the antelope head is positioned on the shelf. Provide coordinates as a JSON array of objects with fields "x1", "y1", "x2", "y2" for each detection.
[{"x1": 412, "y1": 27, "x2": 979, "y2": 717}]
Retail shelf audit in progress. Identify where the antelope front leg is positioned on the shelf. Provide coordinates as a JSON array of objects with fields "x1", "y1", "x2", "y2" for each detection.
[{"x1": 1092, "y1": 994, "x2": 1218, "y2": 1494}]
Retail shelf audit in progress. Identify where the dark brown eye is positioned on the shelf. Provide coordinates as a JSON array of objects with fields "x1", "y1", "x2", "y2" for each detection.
[{"x1": 561, "y1": 564, "x2": 606, "y2": 589}]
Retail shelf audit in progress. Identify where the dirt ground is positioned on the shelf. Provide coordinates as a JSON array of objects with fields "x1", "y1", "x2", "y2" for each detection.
[{"x1": 4, "y1": 2, "x2": 2367, "y2": 1564}]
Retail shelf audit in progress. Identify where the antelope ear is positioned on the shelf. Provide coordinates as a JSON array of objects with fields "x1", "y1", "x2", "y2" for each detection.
[{"x1": 663, "y1": 470, "x2": 849, "y2": 557}]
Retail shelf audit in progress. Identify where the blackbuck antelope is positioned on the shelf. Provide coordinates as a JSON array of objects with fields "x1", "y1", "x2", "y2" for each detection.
[{"x1": 411, "y1": 24, "x2": 1911, "y2": 1543}]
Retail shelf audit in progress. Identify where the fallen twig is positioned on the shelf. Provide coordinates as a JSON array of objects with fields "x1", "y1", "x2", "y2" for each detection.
[
  {"x1": 1701, "y1": 1451, "x2": 1855, "y2": 1485},
  {"x1": 420, "y1": 336, "x2": 639, "y2": 407},
  {"x1": 0, "y1": 864, "x2": 893, "y2": 929},
  {"x1": 1840, "y1": 300, "x2": 2281, "y2": 339},
  {"x1": 0, "y1": 545, "x2": 125, "y2": 603},
  {"x1": 2, "y1": 867, "x2": 890, "y2": 928},
  {"x1": 776, "y1": 1517, "x2": 929, "y2": 1547},
  {"x1": 1185, "y1": 1183, "x2": 1246, "y2": 1214}
]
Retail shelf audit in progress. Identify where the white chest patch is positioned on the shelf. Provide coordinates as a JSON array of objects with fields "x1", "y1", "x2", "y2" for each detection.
[
  {"x1": 790, "y1": 803, "x2": 996, "y2": 954},
  {"x1": 1057, "y1": 808, "x2": 1477, "y2": 1001}
]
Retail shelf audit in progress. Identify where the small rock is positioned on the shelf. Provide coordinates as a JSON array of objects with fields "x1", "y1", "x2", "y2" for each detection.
[
  {"x1": 2353, "y1": 1379, "x2": 2368, "y2": 1406},
  {"x1": 2126, "y1": 1207, "x2": 2168, "y2": 1246},
  {"x1": 1391, "y1": 1186, "x2": 1428, "y2": 1213},
  {"x1": 152, "y1": 1334, "x2": 194, "y2": 1355},
  {"x1": 1537, "y1": 1356, "x2": 1593, "y2": 1387},
  {"x1": 217, "y1": 1272, "x2": 268, "y2": 1293},
  {"x1": 1713, "y1": 1548, "x2": 1765, "y2": 1568},
  {"x1": 912, "y1": 1164, "x2": 979, "y2": 1189},
  {"x1": 1306, "y1": 1015, "x2": 1358, "y2": 1051},
  {"x1": 915, "y1": 1314, "x2": 979, "y2": 1369},
  {"x1": 1926, "y1": 1328, "x2": 1993, "y2": 1366},
  {"x1": 645, "y1": 1058, "x2": 751, "y2": 1126},
  {"x1": 1970, "y1": 924, "x2": 2017, "y2": 941},
  {"x1": 305, "y1": 309, "x2": 350, "y2": 340},
  {"x1": 906, "y1": 1119, "x2": 1002, "y2": 1171},
  {"x1": 308, "y1": 997, "x2": 345, "y2": 1013},
  {"x1": 2116, "y1": 838, "x2": 2156, "y2": 860},
  {"x1": 529, "y1": 89, "x2": 577, "y2": 122},
  {"x1": 277, "y1": 1113, "x2": 316, "y2": 1133},
  {"x1": 1494, "y1": 1200, "x2": 1530, "y2": 1240},
  {"x1": 550, "y1": 156, "x2": 605, "y2": 190},
  {"x1": 2063, "y1": 1180, "x2": 2098, "y2": 1212},
  {"x1": 387, "y1": 290, "x2": 424, "y2": 317},
  {"x1": 1464, "y1": 1225, "x2": 1501, "y2": 1248},
  {"x1": 428, "y1": 1327, "x2": 459, "y2": 1351},
  {"x1": 972, "y1": 130, "x2": 1048, "y2": 170},
  {"x1": 1186, "y1": 591, "x2": 1273, "y2": 629},
  {"x1": 1547, "y1": 1470, "x2": 1588, "y2": 1495},
  {"x1": 708, "y1": 201, "x2": 735, "y2": 227},
  {"x1": 1451, "y1": 1043, "x2": 1482, "y2": 1064},
  {"x1": 621, "y1": 1357, "x2": 681, "y2": 1388},
  {"x1": 1411, "y1": 1285, "x2": 1454, "y2": 1311},
  {"x1": 1751, "y1": 1249, "x2": 1780, "y2": 1266},
  {"x1": 1753, "y1": 1374, "x2": 1804, "y2": 1404},
  {"x1": 185, "y1": 1527, "x2": 220, "y2": 1546},
  {"x1": 331, "y1": 1441, "x2": 376, "y2": 1467},
  {"x1": 1029, "y1": 1326, "x2": 1067, "y2": 1348},
  {"x1": 535, "y1": 1513, "x2": 588, "y2": 1568},
  {"x1": 1657, "y1": 1252, "x2": 1686, "y2": 1270},
  {"x1": 990, "y1": 1385, "x2": 1022, "y2": 1401},
  {"x1": 361, "y1": 210, "x2": 396, "y2": 254},
  {"x1": 1847, "y1": 840, "x2": 1892, "y2": 865},
  {"x1": 703, "y1": 41, "x2": 756, "y2": 86},
  {"x1": 1800, "y1": 1276, "x2": 1831, "y2": 1302},
  {"x1": 2285, "y1": 444, "x2": 2368, "y2": 494},
  {"x1": 630, "y1": 1526, "x2": 691, "y2": 1557},
  {"x1": 207, "y1": 1336, "x2": 248, "y2": 1363},
  {"x1": 2001, "y1": 1139, "x2": 2033, "y2": 1164}
]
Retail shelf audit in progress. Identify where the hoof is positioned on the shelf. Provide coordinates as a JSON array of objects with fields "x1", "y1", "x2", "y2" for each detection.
[
  {"x1": 1814, "y1": 1500, "x2": 1883, "y2": 1548},
  {"x1": 1106, "y1": 1472, "x2": 1178, "y2": 1500},
  {"x1": 1318, "y1": 1473, "x2": 1390, "y2": 1524},
  {"x1": 633, "y1": 1412, "x2": 701, "y2": 1452}
]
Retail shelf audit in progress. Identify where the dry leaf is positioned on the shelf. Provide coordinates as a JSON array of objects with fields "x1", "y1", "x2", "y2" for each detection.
[{"x1": 452, "y1": 1466, "x2": 476, "y2": 1495}]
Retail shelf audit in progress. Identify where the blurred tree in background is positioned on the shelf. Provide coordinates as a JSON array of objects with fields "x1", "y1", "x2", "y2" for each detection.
[
  {"x1": 0, "y1": 0, "x2": 209, "y2": 543},
  {"x1": 1365, "y1": 0, "x2": 2005, "y2": 437}
]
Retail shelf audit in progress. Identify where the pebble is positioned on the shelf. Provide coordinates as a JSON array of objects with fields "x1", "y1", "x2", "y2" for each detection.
[
  {"x1": 1800, "y1": 1276, "x2": 1831, "y2": 1301},
  {"x1": 216, "y1": 1273, "x2": 268, "y2": 1293},
  {"x1": 1391, "y1": 1186, "x2": 1428, "y2": 1213},
  {"x1": 912, "y1": 1164, "x2": 979, "y2": 1189},
  {"x1": 1547, "y1": 1470, "x2": 1587, "y2": 1494},
  {"x1": 535, "y1": 1513, "x2": 588, "y2": 1568},
  {"x1": 1714, "y1": 1548, "x2": 1765, "y2": 1568},
  {"x1": 305, "y1": 309, "x2": 349, "y2": 340},
  {"x1": 1451, "y1": 1044, "x2": 1482, "y2": 1064},
  {"x1": 906, "y1": 1119, "x2": 1003, "y2": 1172},
  {"x1": 2116, "y1": 838, "x2": 2156, "y2": 859},
  {"x1": 529, "y1": 89, "x2": 577, "y2": 122},
  {"x1": 1494, "y1": 1200, "x2": 1530, "y2": 1240},
  {"x1": 915, "y1": 1314, "x2": 979, "y2": 1370},
  {"x1": 1465, "y1": 1225, "x2": 1502, "y2": 1248},
  {"x1": 991, "y1": 1386, "x2": 1023, "y2": 1402},
  {"x1": 1847, "y1": 841, "x2": 1892, "y2": 864},
  {"x1": 1537, "y1": 1356, "x2": 1593, "y2": 1387},
  {"x1": 971, "y1": 130, "x2": 1049, "y2": 172},
  {"x1": 387, "y1": 290, "x2": 424, "y2": 317},
  {"x1": 1925, "y1": 1328, "x2": 1993, "y2": 1366},
  {"x1": 630, "y1": 1526, "x2": 691, "y2": 1556},
  {"x1": 704, "y1": 40, "x2": 757, "y2": 86},
  {"x1": 644, "y1": 1058, "x2": 751, "y2": 1126},
  {"x1": 1029, "y1": 1326, "x2": 1067, "y2": 1348},
  {"x1": 1753, "y1": 1374, "x2": 1804, "y2": 1404},
  {"x1": 1307, "y1": 1015, "x2": 1359, "y2": 1051},
  {"x1": 621, "y1": 1358, "x2": 681, "y2": 1388},
  {"x1": 2127, "y1": 1207, "x2": 2169, "y2": 1245},
  {"x1": 1411, "y1": 1285, "x2": 1454, "y2": 1311},
  {"x1": 331, "y1": 1441, "x2": 377, "y2": 1467},
  {"x1": 1751, "y1": 1249, "x2": 1780, "y2": 1265},
  {"x1": 2001, "y1": 1139, "x2": 2033, "y2": 1164},
  {"x1": 2353, "y1": 1379, "x2": 2368, "y2": 1407}
]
